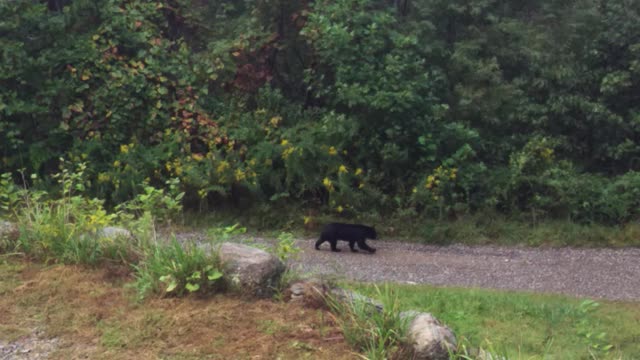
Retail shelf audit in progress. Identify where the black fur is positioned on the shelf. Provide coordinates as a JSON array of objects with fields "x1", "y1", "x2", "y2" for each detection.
[{"x1": 315, "y1": 223, "x2": 377, "y2": 253}]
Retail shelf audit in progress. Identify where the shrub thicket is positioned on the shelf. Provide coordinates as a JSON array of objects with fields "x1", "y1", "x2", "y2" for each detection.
[{"x1": 2, "y1": 0, "x2": 640, "y2": 224}]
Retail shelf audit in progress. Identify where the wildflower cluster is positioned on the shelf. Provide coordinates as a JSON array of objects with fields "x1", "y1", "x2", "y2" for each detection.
[
  {"x1": 281, "y1": 139, "x2": 300, "y2": 160},
  {"x1": 425, "y1": 166, "x2": 457, "y2": 190},
  {"x1": 415, "y1": 166, "x2": 458, "y2": 203}
]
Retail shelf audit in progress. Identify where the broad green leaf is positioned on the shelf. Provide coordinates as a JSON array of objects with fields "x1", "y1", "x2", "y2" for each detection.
[
  {"x1": 185, "y1": 283, "x2": 200, "y2": 292},
  {"x1": 207, "y1": 270, "x2": 223, "y2": 281}
]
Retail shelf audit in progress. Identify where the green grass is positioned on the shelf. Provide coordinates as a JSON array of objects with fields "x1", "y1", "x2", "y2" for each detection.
[
  {"x1": 409, "y1": 216, "x2": 640, "y2": 247},
  {"x1": 98, "y1": 311, "x2": 171, "y2": 349},
  {"x1": 0, "y1": 257, "x2": 24, "y2": 295},
  {"x1": 351, "y1": 283, "x2": 640, "y2": 359}
]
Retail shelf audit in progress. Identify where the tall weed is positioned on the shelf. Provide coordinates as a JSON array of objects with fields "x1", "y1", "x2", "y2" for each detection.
[
  {"x1": 132, "y1": 237, "x2": 223, "y2": 301},
  {"x1": 327, "y1": 284, "x2": 409, "y2": 360}
]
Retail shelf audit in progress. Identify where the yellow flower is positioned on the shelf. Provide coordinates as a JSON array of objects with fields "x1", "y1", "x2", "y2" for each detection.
[
  {"x1": 270, "y1": 116, "x2": 282, "y2": 127},
  {"x1": 412, "y1": 187, "x2": 417, "y2": 193},
  {"x1": 336, "y1": 205, "x2": 344, "y2": 213},
  {"x1": 303, "y1": 216, "x2": 312, "y2": 225},
  {"x1": 282, "y1": 146, "x2": 296, "y2": 160},
  {"x1": 540, "y1": 148, "x2": 554, "y2": 161},
  {"x1": 425, "y1": 175, "x2": 435, "y2": 189},
  {"x1": 120, "y1": 144, "x2": 129, "y2": 154},
  {"x1": 216, "y1": 161, "x2": 229, "y2": 173},
  {"x1": 328, "y1": 146, "x2": 337, "y2": 156},
  {"x1": 280, "y1": 139, "x2": 289, "y2": 146},
  {"x1": 355, "y1": 168, "x2": 363, "y2": 176},
  {"x1": 198, "y1": 189, "x2": 207, "y2": 199},
  {"x1": 113, "y1": 160, "x2": 121, "y2": 168},
  {"x1": 338, "y1": 165, "x2": 348, "y2": 174},
  {"x1": 323, "y1": 177, "x2": 334, "y2": 192},
  {"x1": 235, "y1": 169, "x2": 246, "y2": 181},
  {"x1": 192, "y1": 153, "x2": 204, "y2": 161},
  {"x1": 358, "y1": 182, "x2": 364, "y2": 189},
  {"x1": 97, "y1": 173, "x2": 110, "y2": 183}
]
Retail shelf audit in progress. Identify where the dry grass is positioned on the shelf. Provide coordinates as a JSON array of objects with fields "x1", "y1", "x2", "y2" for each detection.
[{"x1": 0, "y1": 259, "x2": 356, "y2": 359}]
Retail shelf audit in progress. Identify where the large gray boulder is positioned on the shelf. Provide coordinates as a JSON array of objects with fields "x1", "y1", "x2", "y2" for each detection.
[
  {"x1": 402, "y1": 311, "x2": 457, "y2": 360},
  {"x1": 329, "y1": 287, "x2": 384, "y2": 312},
  {"x1": 477, "y1": 349, "x2": 508, "y2": 360},
  {"x1": 95, "y1": 226, "x2": 134, "y2": 240},
  {"x1": 289, "y1": 278, "x2": 326, "y2": 307},
  {"x1": 218, "y1": 242, "x2": 285, "y2": 297},
  {"x1": 287, "y1": 278, "x2": 384, "y2": 311},
  {"x1": 0, "y1": 220, "x2": 19, "y2": 242},
  {"x1": 79, "y1": 226, "x2": 134, "y2": 245}
]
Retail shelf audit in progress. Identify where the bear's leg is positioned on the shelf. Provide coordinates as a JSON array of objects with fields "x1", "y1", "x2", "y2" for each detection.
[
  {"x1": 357, "y1": 238, "x2": 376, "y2": 253},
  {"x1": 349, "y1": 240, "x2": 358, "y2": 252},
  {"x1": 329, "y1": 239, "x2": 341, "y2": 252},
  {"x1": 315, "y1": 238, "x2": 325, "y2": 250}
]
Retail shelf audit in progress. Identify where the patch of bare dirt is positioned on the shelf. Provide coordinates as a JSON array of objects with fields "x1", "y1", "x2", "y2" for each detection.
[{"x1": 0, "y1": 261, "x2": 356, "y2": 360}]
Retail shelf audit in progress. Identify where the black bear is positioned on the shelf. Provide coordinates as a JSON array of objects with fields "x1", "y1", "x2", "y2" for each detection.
[{"x1": 315, "y1": 223, "x2": 377, "y2": 253}]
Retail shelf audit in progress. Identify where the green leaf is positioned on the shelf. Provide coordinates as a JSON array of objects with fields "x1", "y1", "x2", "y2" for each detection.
[
  {"x1": 188, "y1": 270, "x2": 201, "y2": 281},
  {"x1": 207, "y1": 269, "x2": 223, "y2": 281},
  {"x1": 160, "y1": 275, "x2": 178, "y2": 293},
  {"x1": 185, "y1": 283, "x2": 200, "y2": 292}
]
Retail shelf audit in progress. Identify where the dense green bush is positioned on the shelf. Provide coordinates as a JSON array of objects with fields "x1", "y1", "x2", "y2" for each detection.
[
  {"x1": 0, "y1": 159, "x2": 226, "y2": 300},
  {"x1": 2, "y1": 0, "x2": 640, "y2": 225}
]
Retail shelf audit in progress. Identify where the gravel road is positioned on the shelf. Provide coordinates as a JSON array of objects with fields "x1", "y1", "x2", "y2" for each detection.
[
  {"x1": 176, "y1": 231, "x2": 640, "y2": 301},
  {"x1": 294, "y1": 239, "x2": 640, "y2": 301}
]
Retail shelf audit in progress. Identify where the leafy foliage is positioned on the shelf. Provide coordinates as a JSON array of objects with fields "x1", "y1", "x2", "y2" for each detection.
[
  {"x1": 134, "y1": 238, "x2": 223, "y2": 300},
  {"x1": 2, "y1": 0, "x2": 640, "y2": 225}
]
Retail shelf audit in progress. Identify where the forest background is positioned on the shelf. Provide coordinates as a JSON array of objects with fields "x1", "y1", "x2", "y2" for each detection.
[{"x1": 2, "y1": 0, "x2": 640, "y2": 237}]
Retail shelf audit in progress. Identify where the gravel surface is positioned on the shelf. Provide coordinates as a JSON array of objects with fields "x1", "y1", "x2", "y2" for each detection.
[
  {"x1": 0, "y1": 331, "x2": 59, "y2": 360},
  {"x1": 178, "y1": 232, "x2": 640, "y2": 301},
  {"x1": 295, "y1": 239, "x2": 640, "y2": 301}
]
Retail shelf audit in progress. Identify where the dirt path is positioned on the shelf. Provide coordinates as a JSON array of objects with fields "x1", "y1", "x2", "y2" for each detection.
[{"x1": 291, "y1": 239, "x2": 640, "y2": 301}]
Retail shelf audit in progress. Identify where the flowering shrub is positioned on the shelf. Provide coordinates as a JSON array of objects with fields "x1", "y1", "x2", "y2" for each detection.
[{"x1": 2, "y1": 0, "x2": 640, "y2": 225}]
